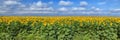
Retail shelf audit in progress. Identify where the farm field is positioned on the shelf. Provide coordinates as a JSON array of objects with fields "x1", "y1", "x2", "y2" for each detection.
[{"x1": 0, "y1": 16, "x2": 120, "y2": 40}]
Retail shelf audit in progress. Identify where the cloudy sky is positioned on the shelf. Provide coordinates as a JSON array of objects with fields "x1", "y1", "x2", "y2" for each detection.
[{"x1": 0, "y1": 0, "x2": 120, "y2": 16}]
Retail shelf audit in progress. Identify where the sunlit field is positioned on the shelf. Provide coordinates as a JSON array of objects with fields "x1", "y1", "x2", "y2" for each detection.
[{"x1": 0, "y1": 16, "x2": 120, "y2": 40}]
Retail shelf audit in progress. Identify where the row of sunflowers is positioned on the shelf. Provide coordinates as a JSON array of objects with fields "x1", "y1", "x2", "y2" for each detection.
[{"x1": 0, "y1": 16, "x2": 120, "y2": 40}]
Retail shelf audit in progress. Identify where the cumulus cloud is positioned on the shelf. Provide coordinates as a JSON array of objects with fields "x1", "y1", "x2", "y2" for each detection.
[
  {"x1": 0, "y1": 0, "x2": 117, "y2": 16},
  {"x1": 80, "y1": 1, "x2": 88, "y2": 7},
  {"x1": 15, "y1": 10, "x2": 57, "y2": 14},
  {"x1": 58, "y1": 7, "x2": 68, "y2": 11},
  {"x1": 15, "y1": 1, "x2": 56, "y2": 14},
  {"x1": 1, "y1": 0, "x2": 57, "y2": 14},
  {"x1": 72, "y1": 7, "x2": 86, "y2": 11},
  {"x1": 0, "y1": 10, "x2": 7, "y2": 13},
  {"x1": 91, "y1": 6, "x2": 102, "y2": 11},
  {"x1": 59, "y1": 0, "x2": 73, "y2": 6},
  {"x1": 31, "y1": 1, "x2": 48, "y2": 8},
  {"x1": 30, "y1": 7, "x2": 54, "y2": 11},
  {"x1": 4, "y1": 0, "x2": 21, "y2": 5},
  {"x1": 112, "y1": 9, "x2": 120, "y2": 11},
  {"x1": 110, "y1": 9, "x2": 120, "y2": 13},
  {"x1": 27, "y1": 1, "x2": 54, "y2": 11},
  {"x1": 95, "y1": 8, "x2": 102, "y2": 11},
  {"x1": 0, "y1": 0, "x2": 24, "y2": 13}
]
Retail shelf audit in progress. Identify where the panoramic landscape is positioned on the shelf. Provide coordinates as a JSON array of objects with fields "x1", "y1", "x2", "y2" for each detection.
[{"x1": 0, "y1": 0, "x2": 120, "y2": 40}]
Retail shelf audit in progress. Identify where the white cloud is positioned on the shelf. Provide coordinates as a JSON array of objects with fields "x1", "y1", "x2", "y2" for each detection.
[
  {"x1": 0, "y1": 0, "x2": 114, "y2": 15},
  {"x1": 95, "y1": 8, "x2": 101, "y2": 11},
  {"x1": 0, "y1": 0, "x2": 22, "y2": 13},
  {"x1": 59, "y1": 0, "x2": 73, "y2": 6},
  {"x1": 91, "y1": 6, "x2": 96, "y2": 9},
  {"x1": 91, "y1": 6, "x2": 102, "y2": 11},
  {"x1": 112, "y1": 9, "x2": 120, "y2": 11},
  {"x1": 36, "y1": 1, "x2": 43, "y2": 6},
  {"x1": 72, "y1": 7, "x2": 86, "y2": 10},
  {"x1": 4, "y1": 0, "x2": 21, "y2": 5},
  {"x1": 15, "y1": 11, "x2": 57, "y2": 14},
  {"x1": 27, "y1": 1, "x2": 54, "y2": 11},
  {"x1": 0, "y1": 10, "x2": 7, "y2": 13},
  {"x1": 80, "y1": 1, "x2": 88, "y2": 7},
  {"x1": 110, "y1": 9, "x2": 120, "y2": 13},
  {"x1": 3, "y1": 0, "x2": 25, "y2": 8},
  {"x1": 28, "y1": 7, "x2": 54, "y2": 11},
  {"x1": 14, "y1": 1, "x2": 55, "y2": 14},
  {"x1": 58, "y1": 7, "x2": 68, "y2": 11},
  {"x1": 31, "y1": 1, "x2": 48, "y2": 7}
]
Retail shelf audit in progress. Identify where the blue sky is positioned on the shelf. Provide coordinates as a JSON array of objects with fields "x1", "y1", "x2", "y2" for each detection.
[
  {"x1": 0, "y1": 0, "x2": 120, "y2": 16},
  {"x1": 20, "y1": 0, "x2": 120, "y2": 10}
]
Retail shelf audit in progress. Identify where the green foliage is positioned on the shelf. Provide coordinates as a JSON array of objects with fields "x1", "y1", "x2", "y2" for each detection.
[{"x1": 0, "y1": 20, "x2": 119, "y2": 40}]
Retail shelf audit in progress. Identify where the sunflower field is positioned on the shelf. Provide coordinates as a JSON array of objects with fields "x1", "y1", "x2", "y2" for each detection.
[{"x1": 0, "y1": 16, "x2": 120, "y2": 40}]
